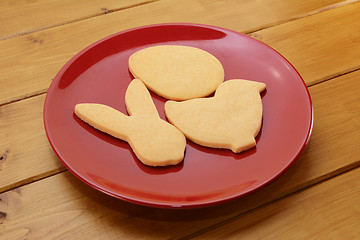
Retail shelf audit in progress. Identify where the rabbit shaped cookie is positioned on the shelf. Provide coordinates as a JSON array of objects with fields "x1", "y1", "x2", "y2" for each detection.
[
  {"x1": 165, "y1": 79, "x2": 266, "y2": 153},
  {"x1": 75, "y1": 79, "x2": 186, "y2": 166}
]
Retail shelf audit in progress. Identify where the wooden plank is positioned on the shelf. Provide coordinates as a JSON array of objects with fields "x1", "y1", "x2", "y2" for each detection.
[
  {"x1": 0, "y1": 69, "x2": 359, "y2": 239},
  {"x1": 0, "y1": 94, "x2": 65, "y2": 193},
  {"x1": 0, "y1": 0, "x2": 349, "y2": 105},
  {"x1": 192, "y1": 168, "x2": 360, "y2": 240},
  {"x1": 0, "y1": 0, "x2": 156, "y2": 40},
  {"x1": 249, "y1": 0, "x2": 360, "y2": 86}
]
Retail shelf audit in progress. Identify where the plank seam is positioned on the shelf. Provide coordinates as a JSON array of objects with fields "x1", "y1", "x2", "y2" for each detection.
[
  {"x1": 0, "y1": 168, "x2": 67, "y2": 194},
  {"x1": 1, "y1": 0, "x2": 358, "y2": 42},
  {"x1": 2, "y1": 64, "x2": 360, "y2": 108},
  {"x1": 180, "y1": 160, "x2": 360, "y2": 240},
  {"x1": 0, "y1": 89, "x2": 48, "y2": 107},
  {"x1": 0, "y1": 0, "x2": 159, "y2": 41},
  {"x1": 307, "y1": 66, "x2": 360, "y2": 88},
  {"x1": 243, "y1": 0, "x2": 360, "y2": 34}
]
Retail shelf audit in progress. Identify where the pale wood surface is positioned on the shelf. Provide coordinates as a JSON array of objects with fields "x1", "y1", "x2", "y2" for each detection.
[
  {"x1": 0, "y1": 0, "x2": 154, "y2": 40},
  {"x1": 250, "y1": 0, "x2": 360, "y2": 86},
  {"x1": 0, "y1": 94, "x2": 65, "y2": 193},
  {"x1": 193, "y1": 168, "x2": 360, "y2": 240},
  {"x1": 0, "y1": 0, "x2": 348, "y2": 105},
  {"x1": 1, "y1": 0, "x2": 360, "y2": 239}
]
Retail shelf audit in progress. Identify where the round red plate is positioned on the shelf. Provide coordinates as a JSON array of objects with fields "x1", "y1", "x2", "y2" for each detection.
[{"x1": 44, "y1": 23, "x2": 313, "y2": 208}]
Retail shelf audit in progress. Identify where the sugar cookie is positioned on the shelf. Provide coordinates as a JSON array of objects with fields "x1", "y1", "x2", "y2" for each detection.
[
  {"x1": 129, "y1": 45, "x2": 224, "y2": 100},
  {"x1": 165, "y1": 79, "x2": 266, "y2": 153},
  {"x1": 75, "y1": 79, "x2": 186, "y2": 166}
]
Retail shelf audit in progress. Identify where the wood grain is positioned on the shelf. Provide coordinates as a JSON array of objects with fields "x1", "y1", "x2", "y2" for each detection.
[
  {"x1": 192, "y1": 168, "x2": 360, "y2": 240},
  {"x1": 250, "y1": 0, "x2": 360, "y2": 86},
  {"x1": 0, "y1": 0, "x2": 155, "y2": 40},
  {"x1": 0, "y1": 94, "x2": 65, "y2": 193},
  {"x1": 0, "y1": 69, "x2": 359, "y2": 239},
  {"x1": 0, "y1": 0, "x2": 349, "y2": 105}
]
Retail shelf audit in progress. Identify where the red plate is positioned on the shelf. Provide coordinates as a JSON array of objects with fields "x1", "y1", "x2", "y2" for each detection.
[{"x1": 44, "y1": 23, "x2": 313, "y2": 208}]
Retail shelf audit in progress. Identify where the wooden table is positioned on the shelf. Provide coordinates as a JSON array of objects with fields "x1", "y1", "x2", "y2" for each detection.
[{"x1": 1, "y1": 0, "x2": 360, "y2": 239}]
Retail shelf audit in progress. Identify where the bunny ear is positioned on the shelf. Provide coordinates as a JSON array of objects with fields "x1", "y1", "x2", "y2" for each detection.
[
  {"x1": 125, "y1": 79, "x2": 159, "y2": 117},
  {"x1": 75, "y1": 103, "x2": 130, "y2": 139}
]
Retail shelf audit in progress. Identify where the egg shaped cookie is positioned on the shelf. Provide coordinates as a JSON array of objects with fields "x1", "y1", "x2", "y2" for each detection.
[{"x1": 129, "y1": 45, "x2": 224, "y2": 100}]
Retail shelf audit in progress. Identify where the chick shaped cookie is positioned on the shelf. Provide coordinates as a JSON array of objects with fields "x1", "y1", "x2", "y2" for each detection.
[
  {"x1": 129, "y1": 45, "x2": 224, "y2": 100},
  {"x1": 75, "y1": 79, "x2": 186, "y2": 166},
  {"x1": 165, "y1": 79, "x2": 266, "y2": 153}
]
